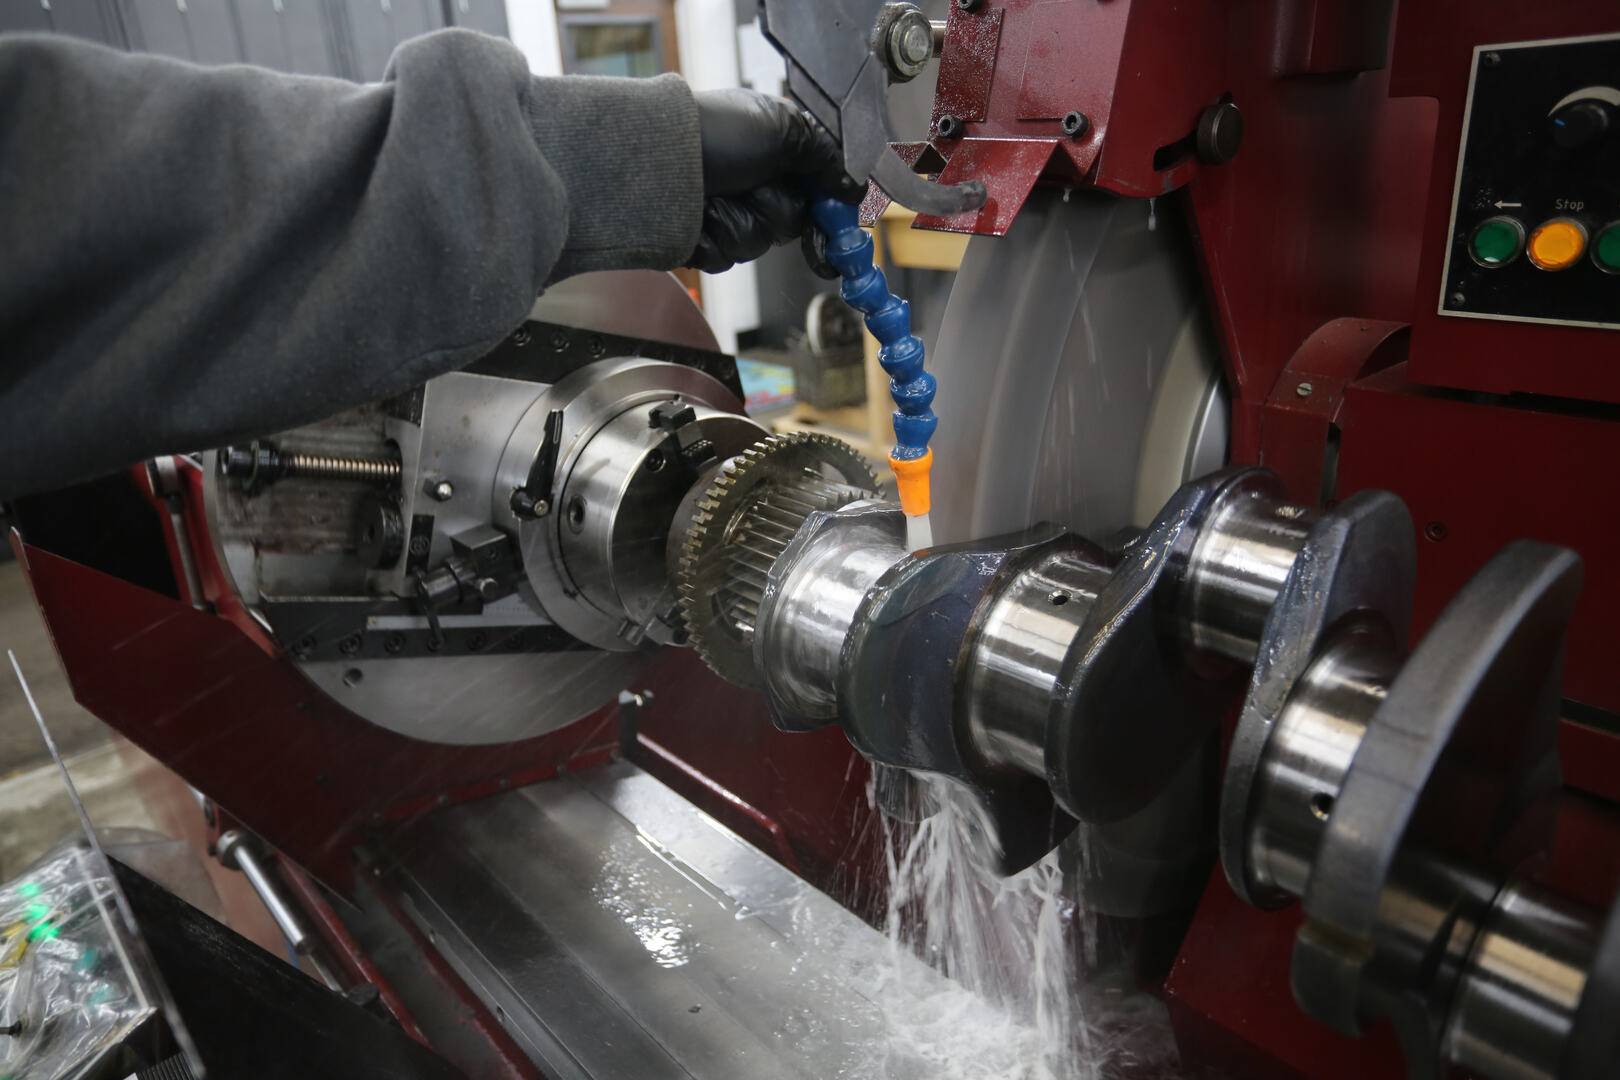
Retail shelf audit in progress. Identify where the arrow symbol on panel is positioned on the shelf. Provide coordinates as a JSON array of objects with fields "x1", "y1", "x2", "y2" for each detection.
[{"x1": 1493, "y1": 200, "x2": 1523, "y2": 208}]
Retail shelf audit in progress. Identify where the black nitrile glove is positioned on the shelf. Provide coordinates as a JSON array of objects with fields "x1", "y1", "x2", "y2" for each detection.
[{"x1": 686, "y1": 88, "x2": 863, "y2": 274}]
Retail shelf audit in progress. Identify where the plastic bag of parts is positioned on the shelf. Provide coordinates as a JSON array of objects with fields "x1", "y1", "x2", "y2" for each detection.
[{"x1": 0, "y1": 836, "x2": 156, "y2": 1079}]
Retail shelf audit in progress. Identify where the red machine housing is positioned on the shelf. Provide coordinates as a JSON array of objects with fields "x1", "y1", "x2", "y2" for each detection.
[{"x1": 10, "y1": 2, "x2": 1620, "y2": 1078}]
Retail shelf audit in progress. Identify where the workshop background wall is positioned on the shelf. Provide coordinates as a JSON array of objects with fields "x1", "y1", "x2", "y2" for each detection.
[{"x1": 0, "y1": 0, "x2": 507, "y2": 79}]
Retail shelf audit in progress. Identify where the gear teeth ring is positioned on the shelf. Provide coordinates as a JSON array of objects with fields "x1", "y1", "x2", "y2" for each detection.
[{"x1": 676, "y1": 433, "x2": 877, "y2": 688}]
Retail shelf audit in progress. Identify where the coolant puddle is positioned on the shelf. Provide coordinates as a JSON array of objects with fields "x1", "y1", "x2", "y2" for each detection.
[{"x1": 589, "y1": 837, "x2": 698, "y2": 970}]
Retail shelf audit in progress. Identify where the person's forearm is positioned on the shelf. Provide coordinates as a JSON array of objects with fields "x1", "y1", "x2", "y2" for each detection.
[{"x1": 0, "y1": 30, "x2": 702, "y2": 499}]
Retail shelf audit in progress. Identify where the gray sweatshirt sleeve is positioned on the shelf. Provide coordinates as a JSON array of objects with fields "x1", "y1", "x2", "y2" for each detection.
[{"x1": 0, "y1": 29, "x2": 704, "y2": 499}]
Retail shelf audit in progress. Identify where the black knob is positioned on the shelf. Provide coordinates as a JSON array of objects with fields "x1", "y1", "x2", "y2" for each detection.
[
  {"x1": 1196, "y1": 101, "x2": 1244, "y2": 165},
  {"x1": 1550, "y1": 99, "x2": 1612, "y2": 150}
]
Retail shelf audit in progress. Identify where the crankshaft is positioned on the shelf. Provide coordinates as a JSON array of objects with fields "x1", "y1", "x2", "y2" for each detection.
[{"x1": 673, "y1": 452, "x2": 1618, "y2": 1080}]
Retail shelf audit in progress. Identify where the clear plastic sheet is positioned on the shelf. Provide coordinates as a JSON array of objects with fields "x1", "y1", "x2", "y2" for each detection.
[
  {"x1": 3, "y1": 651, "x2": 199, "y2": 1079},
  {"x1": 0, "y1": 837, "x2": 155, "y2": 1080}
]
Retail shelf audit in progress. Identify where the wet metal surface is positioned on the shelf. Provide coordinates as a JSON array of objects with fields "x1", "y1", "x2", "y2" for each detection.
[
  {"x1": 387, "y1": 761, "x2": 914, "y2": 1079},
  {"x1": 383, "y1": 761, "x2": 1106, "y2": 1079}
]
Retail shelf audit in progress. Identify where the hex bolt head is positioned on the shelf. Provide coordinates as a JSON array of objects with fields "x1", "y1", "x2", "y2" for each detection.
[
  {"x1": 900, "y1": 21, "x2": 932, "y2": 63},
  {"x1": 1061, "y1": 111, "x2": 1089, "y2": 138},
  {"x1": 510, "y1": 489, "x2": 552, "y2": 519},
  {"x1": 426, "y1": 478, "x2": 454, "y2": 502},
  {"x1": 937, "y1": 114, "x2": 962, "y2": 139},
  {"x1": 885, "y1": 8, "x2": 935, "y2": 80},
  {"x1": 956, "y1": 0, "x2": 981, "y2": 11}
]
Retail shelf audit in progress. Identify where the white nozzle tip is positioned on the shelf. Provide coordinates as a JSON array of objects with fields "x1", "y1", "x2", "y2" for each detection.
[{"x1": 905, "y1": 513, "x2": 933, "y2": 553}]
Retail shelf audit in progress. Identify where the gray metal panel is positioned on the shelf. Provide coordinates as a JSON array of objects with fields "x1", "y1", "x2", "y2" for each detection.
[
  {"x1": 121, "y1": 0, "x2": 192, "y2": 58},
  {"x1": 232, "y1": 0, "x2": 288, "y2": 69},
  {"x1": 386, "y1": 762, "x2": 937, "y2": 1079},
  {"x1": 442, "y1": 0, "x2": 503, "y2": 38},
  {"x1": 339, "y1": 0, "x2": 442, "y2": 82},
  {"x1": 0, "y1": 0, "x2": 53, "y2": 33},
  {"x1": 46, "y1": 0, "x2": 123, "y2": 45},
  {"x1": 387, "y1": 0, "x2": 436, "y2": 45},
  {"x1": 182, "y1": 0, "x2": 241, "y2": 63},
  {"x1": 339, "y1": 0, "x2": 397, "y2": 81},
  {"x1": 235, "y1": 0, "x2": 341, "y2": 76},
  {"x1": 528, "y1": 270, "x2": 722, "y2": 354}
]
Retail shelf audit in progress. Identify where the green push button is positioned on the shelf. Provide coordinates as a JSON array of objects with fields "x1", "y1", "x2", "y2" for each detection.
[
  {"x1": 1469, "y1": 216, "x2": 1524, "y2": 268},
  {"x1": 1593, "y1": 223, "x2": 1620, "y2": 274}
]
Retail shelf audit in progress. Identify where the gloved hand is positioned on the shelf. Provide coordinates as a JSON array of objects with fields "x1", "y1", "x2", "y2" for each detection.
[{"x1": 686, "y1": 88, "x2": 863, "y2": 274}]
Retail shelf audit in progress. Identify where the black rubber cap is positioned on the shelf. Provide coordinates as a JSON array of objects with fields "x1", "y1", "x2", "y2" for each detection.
[{"x1": 1196, "y1": 101, "x2": 1244, "y2": 165}]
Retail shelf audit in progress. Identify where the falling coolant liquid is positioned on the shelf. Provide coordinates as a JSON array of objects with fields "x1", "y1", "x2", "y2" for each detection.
[{"x1": 867, "y1": 773, "x2": 1182, "y2": 1080}]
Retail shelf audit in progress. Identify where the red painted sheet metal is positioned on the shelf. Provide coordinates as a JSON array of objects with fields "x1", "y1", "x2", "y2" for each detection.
[
  {"x1": 1258, "y1": 319, "x2": 1408, "y2": 501},
  {"x1": 635, "y1": 733, "x2": 803, "y2": 874},
  {"x1": 1163, "y1": 870, "x2": 1404, "y2": 1079},
  {"x1": 275, "y1": 857, "x2": 430, "y2": 1045},
  {"x1": 935, "y1": 0, "x2": 1128, "y2": 148},
  {"x1": 14, "y1": 542, "x2": 618, "y2": 892},
  {"x1": 1560, "y1": 722, "x2": 1620, "y2": 809},
  {"x1": 365, "y1": 880, "x2": 545, "y2": 1080},
  {"x1": 1336, "y1": 364, "x2": 1620, "y2": 719},
  {"x1": 1186, "y1": 22, "x2": 1437, "y2": 412},
  {"x1": 1013, "y1": 0, "x2": 1098, "y2": 121},
  {"x1": 933, "y1": 4, "x2": 1003, "y2": 124},
  {"x1": 631, "y1": 649, "x2": 886, "y2": 919},
  {"x1": 1271, "y1": 0, "x2": 1397, "y2": 78},
  {"x1": 914, "y1": 138, "x2": 1062, "y2": 235},
  {"x1": 1392, "y1": 5, "x2": 1620, "y2": 403},
  {"x1": 1092, "y1": 0, "x2": 1224, "y2": 195},
  {"x1": 922, "y1": 0, "x2": 1225, "y2": 235}
]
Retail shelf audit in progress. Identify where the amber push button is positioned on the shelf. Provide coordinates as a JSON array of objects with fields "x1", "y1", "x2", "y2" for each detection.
[{"x1": 1526, "y1": 218, "x2": 1588, "y2": 271}]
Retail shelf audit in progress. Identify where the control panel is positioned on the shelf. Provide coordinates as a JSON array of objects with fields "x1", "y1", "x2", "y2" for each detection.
[{"x1": 1439, "y1": 33, "x2": 1620, "y2": 331}]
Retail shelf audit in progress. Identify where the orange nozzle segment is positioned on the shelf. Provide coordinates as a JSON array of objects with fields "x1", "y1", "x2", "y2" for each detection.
[{"x1": 889, "y1": 450, "x2": 932, "y2": 517}]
